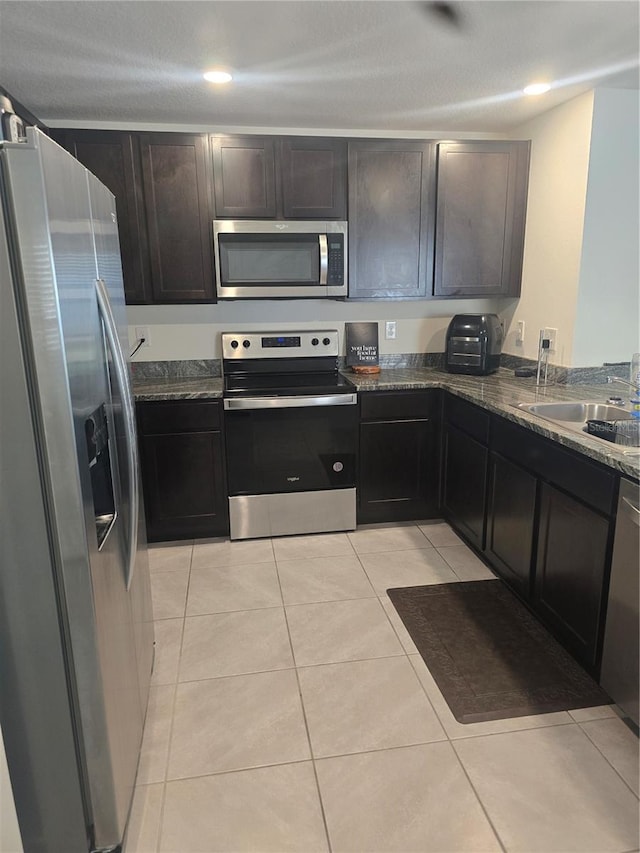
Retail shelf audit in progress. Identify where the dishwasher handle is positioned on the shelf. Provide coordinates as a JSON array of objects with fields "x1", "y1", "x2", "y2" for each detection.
[{"x1": 621, "y1": 496, "x2": 640, "y2": 527}]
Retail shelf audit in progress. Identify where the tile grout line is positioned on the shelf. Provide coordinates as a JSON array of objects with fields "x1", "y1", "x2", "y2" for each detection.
[
  {"x1": 153, "y1": 539, "x2": 194, "y2": 852},
  {"x1": 449, "y1": 739, "x2": 509, "y2": 853},
  {"x1": 577, "y1": 720, "x2": 640, "y2": 800},
  {"x1": 184, "y1": 602, "x2": 289, "y2": 618},
  {"x1": 273, "y1": 554, "x2": 334, "y2": 853},
  {"x1": 162, "y1": 738, "x2": 500, "y2": 786},
  {"x1": 143, "y1": 538, "x2": 194, "y2": 852},
  {"x1": 164, "y1": 758, "x2": 321, "y2": 785},
  {"x1": 170, "y1": 650, "x2": 415, "y2": 687}
]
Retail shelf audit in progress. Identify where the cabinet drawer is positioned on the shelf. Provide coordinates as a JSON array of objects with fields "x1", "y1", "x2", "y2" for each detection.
[
  {"x1": 360, "y1": 390, "x2": 440, "y2": 421},
  {"x1": 445, "y1": 394, "x2": 490, "y2": 445},
  {"x1": 137, "y1": 400, "x2": 222, "y2": 435},
  {"x1": 492, "y1": 417, "x2": 615, "y2": 516}
]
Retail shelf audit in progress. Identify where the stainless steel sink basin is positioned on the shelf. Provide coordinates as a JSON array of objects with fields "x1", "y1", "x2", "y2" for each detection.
[
  {"x1": 514, "y1": 400, "x2": 640, "y2": 451},
  {"x1": 517, "y1": 402, "x2": 634, "y2": 423}
]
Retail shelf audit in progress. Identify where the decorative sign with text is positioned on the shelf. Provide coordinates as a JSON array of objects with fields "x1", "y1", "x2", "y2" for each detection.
[{"x1": 345, "y1": 322, "x2": 379, "y2": 367}]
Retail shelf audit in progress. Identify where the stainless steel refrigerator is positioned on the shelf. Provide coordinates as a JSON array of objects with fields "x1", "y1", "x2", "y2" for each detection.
[{"x1": 0, "y1": 128, "x2": 154, "y2": 853}]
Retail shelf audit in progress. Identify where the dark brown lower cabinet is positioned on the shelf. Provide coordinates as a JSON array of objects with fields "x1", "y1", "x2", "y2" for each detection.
[
  {"x1": 441, "y1": 393, "x2": 616, "y2": 675},
  {"x1": 533, "y1": 483, "x2": 610, "y2": 670},
  {"x1": 358, "y1": 391, "x2": 441, "y2": 523},
  {"x1": 485, "y1": 452, "x2": 537, "y2": 598},
  {"x1": 137, "y1": 400, "x2": 228, "y2": 542},
  {"x1": 442, "y1": 423, "x2": 488, "y2": 551}
]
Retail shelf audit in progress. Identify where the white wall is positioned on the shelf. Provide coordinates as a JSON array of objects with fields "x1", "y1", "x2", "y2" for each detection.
[
  {"x1": 127, "y1": 297, "x2": 503, "y2": 362},
  {"x1": 503, "y1": 91, "x2": 594, "y2": 366},
  {"x1": 572, "y1": 89, "x2": 640, "y2": 366}
]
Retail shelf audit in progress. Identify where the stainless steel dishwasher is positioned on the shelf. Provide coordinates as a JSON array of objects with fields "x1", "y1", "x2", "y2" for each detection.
[{"x1": 600, "y1": 477, "x2": 640, "y2": 726}]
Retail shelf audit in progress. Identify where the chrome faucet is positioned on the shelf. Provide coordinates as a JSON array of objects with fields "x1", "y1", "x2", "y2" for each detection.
[{"x1": 607, "y1": 375, "x2": 640, "y2": 392}]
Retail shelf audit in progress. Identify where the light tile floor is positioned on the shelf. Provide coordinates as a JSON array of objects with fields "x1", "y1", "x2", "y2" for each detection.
[{"x1": 126, "y1": 521, "x2": 640, "y2": 853}]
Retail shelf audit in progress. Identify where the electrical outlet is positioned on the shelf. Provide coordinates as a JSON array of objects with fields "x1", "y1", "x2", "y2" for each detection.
[
  {"x1": 543, "y1": 327, "x2": 558, "y2": 353},
  {"x1": 516, "y1": 320, "x2": 525, "y2": 345},
  {"x1": 385, "y1": 321, "x2": 397, "y2": 340},
  {"x1": 135, "y1": 326, "x2": 150, "y2": 347}
]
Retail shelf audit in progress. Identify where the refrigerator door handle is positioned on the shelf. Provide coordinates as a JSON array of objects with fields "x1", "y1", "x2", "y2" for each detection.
[{"x1": 95, "y1": 278, "x2": 138, "y2": 590}]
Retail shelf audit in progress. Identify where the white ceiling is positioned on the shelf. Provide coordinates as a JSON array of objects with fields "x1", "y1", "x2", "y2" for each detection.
[{"x1": 0, "y1": 0, "x2": 638, "y2": 133}]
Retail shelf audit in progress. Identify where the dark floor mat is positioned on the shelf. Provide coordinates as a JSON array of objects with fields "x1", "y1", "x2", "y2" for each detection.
[{"x1": 387, "y1": 580, "x2": 610, "y2": 724}]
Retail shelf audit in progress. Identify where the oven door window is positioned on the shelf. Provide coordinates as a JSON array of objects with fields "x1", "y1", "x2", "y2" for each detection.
[
  {"x1": 225, "y1": 404, "x2": 357, "y2": 495},
  {"x1": 218, "y1": 234, "x2": 321, "y2": 287}
]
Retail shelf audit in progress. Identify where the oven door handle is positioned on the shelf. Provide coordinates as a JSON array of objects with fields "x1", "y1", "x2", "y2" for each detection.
[{"x1": 224, "y1": 393, "x2": 358, "y2": 410}]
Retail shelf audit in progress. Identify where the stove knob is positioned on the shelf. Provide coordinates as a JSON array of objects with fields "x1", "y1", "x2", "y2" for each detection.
[
  {"x1": 311, "y1": 337, "x2": 319, "y2": 346},
  {"x1": 243, "y1": 339, "x2": 251, "y2": 348},
  {"x1": 230, "y1": 340, "x2": 239, "y2": 349},
  {"x1": 323, "y1": 337, "x2": 331, "y2": 346}
]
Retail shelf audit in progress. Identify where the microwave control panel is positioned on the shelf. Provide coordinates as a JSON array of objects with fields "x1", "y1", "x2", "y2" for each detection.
[{"x1": 327, "y1": 235, "x2": 344, "y2": 285}]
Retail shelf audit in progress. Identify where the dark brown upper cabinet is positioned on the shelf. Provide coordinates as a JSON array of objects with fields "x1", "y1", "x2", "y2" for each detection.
[
  {"x1": 280, "y1": 138, "x2": 346, "y2": 219},
  {"x1": 212, "y1": 136, "x2": 277, "y2": 218},
  {"x1": 433, "y1": 141, "x2": 530, "y2": 298},
  {"x1": 50, "y1": 129, "x2": 151, "y2": 304},
  {"x1": 347, "y1": 140, "x2": 436, "y2": 299},
  {"x1": 211, "y1": 135, "x2": 347, "y2": 219},
  {"x1": 52, "y1": 129, "x2": 215, "y2": 304},
  {"x1": 139, "y1": 133, "x2": 215, "y2": 303}
]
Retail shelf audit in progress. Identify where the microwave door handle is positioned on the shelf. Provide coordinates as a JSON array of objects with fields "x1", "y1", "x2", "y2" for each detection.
[
  {"x1": 95, "y1": 278, "x2": 138, "y2": 591},
  {"x1": 319, "y1": 234, "x2": 328, "y2": 285}
]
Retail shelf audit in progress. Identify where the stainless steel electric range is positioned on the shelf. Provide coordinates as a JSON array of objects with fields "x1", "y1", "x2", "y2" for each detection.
[{"x1": 222, "y1": 330, "x2": 358, "y2": 540}]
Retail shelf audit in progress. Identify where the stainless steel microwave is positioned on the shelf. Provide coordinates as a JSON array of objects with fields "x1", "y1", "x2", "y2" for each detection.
[{"x1": 213, "y1": 220, "x2": 347, "y2": 299}]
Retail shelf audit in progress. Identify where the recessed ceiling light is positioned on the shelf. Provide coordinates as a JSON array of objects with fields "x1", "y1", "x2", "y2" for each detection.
[
  {"x1": 523, "y1": 82, "x2": 551, "y2": 96},
  {"x1": 203, "y1": 69, "x2": 233, "y2": 84}
]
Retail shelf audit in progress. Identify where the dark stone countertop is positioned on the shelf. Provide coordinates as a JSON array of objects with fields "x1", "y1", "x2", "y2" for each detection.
[
  {"x1": 133, "y1": 375, "x2": 224, "y2": 401},
  {"x1": 132, "y1": 367, "x2": 640, "y2": 480}
]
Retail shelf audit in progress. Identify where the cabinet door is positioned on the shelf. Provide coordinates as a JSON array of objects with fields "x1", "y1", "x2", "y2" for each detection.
[
  {"x1": 486, "y1": 452, "x2": 537, "y2": 598},
  {"x1": 140, "y1": 429, "x2": 228, "y2": 542},
  {"x1": 139, "y1": 133, "x2": 214, "y2": 302},
  {"x1": 51, "y1": 129, "x2": 151, "y2": 304},
  {"x1": 348, "y1": 140, "x2": 435, "y2": 298},
  {"x1": 212, "y1": 135, "x2": 277, "y2": 217},
  {"x1": 359, "y1": 418, "x2": 439, "y2": 523},
  {"x1": 442, "y1": 423, "x2": 488, "y2": 551},
  {"x1": 533, "y1": 483, "x2": 610, "y2": 670},
  {"x1": 433, "y1": 141, "x2": 530, "y2": 297},
  {"x1": 280, "y1": 138, "x2": 346, "y2": 219}
]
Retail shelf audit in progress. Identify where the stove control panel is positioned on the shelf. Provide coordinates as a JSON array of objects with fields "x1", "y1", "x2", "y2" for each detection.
[{"x1": 222, "y1": 330, "x2": 340, "y2": 359}]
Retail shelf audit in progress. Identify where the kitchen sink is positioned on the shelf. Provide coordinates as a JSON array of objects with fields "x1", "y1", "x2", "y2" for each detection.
[
  {"x1": 517, "y1": 402, "x2": 634, "y2": 423},
  {"x1": 514, "y1": 400, "x2": 640, "y2": 451}
]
